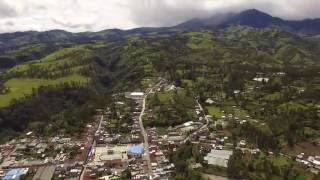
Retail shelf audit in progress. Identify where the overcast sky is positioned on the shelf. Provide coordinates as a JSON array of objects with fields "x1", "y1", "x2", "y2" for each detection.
[{"x1": 0, "y1": 0, "x2": 320, "y2": 33}]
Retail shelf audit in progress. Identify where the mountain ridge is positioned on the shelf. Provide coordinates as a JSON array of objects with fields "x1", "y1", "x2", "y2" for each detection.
[
  {"x1": 177, "y1": 9, "x2": 320, "y2": 34},
  {"x1": 1, "y1": 9, "x2": 320, "y2": 48}
]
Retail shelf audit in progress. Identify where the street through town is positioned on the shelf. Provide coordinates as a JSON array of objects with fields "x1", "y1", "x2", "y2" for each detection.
[
  {"x1": 138, "y1": 79, "x2": 165, "y2": 179},
  {"x1": 138, "y1": 95, "x2": 153, "y2": 178},
  {"x1": 79, "y1": 114, "x2": 104, "y2": 180}
]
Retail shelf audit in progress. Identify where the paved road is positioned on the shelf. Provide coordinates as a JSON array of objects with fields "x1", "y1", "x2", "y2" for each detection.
[
  {"x1": 183, "y1": 99, "x2": 210, "y2": 143},
  {"x1": 201, "y1": 173, "x2": 229, "y2": 180},
  {"x1": 139, "y1": 79, "x2": 165, "y2": 179},
  {"x1": 139, "y1": 96, "x2": 153, "y2": 177},
  {"x1": 79, "y1": 114, "x2": 104, "y2": 180}
]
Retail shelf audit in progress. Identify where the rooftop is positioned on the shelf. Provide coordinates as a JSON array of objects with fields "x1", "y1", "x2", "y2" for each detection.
[
  {"x1": 130, "y1": 92, "x2": 144, "y2": 96},
  {"x1": 204, "y1": 150, "x2": 233, "y2": 168},
  {"x1": 128, "y1": 144, "x2": 144, "y2": 155},
  {"x1": 3, "y1": 168, "x2": 28, "y2": 180}
]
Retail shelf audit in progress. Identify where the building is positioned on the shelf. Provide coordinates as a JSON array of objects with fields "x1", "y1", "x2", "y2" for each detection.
[
  {"x1": 3, "y1": 168, "x2": 29, "y2": 180},
  {"x1": 204, "y1": 150, "x2": 233, "y2": 168},
  {"x1": 94, "y1": 145, "x2": 129, "y2": 168},
  {"x1": 128, "y1": 144, "x2": 144, "y2": 156},
  {"x1": 125, "y1": 92, "x2": 145, "y2": 99},
  {"x1": 205, "y1": 98, "x2": 215, "y2": 105},
  {"x1": 253, "y1": 77, "x2": 269, "y2": 82}
]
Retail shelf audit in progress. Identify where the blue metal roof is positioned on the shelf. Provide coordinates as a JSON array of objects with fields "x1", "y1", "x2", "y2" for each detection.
[
  {"x1": 3, "y1": 168, "x2": 28, "y2": 180},
  {"x1": 128, "y1": 144, "x2": 144, "y2": 155}
]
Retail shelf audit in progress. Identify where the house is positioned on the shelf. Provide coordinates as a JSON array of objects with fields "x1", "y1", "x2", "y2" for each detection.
[
  {"x1": 3, "y1": 168, "x2": 29, "y2": 180},
  {"x1": 204, "y1": 150, "x2": 233, "y2": 168},
  {"x1": 128, "y1": 144, "x2": 144, "y2": 157},
  {"x1": 253, "y1": 77, "x2": 269, "y2": 82},
  {"x1": 125, "y1": 92, "x2": 145, "y2": 99},
  {"x1": 205, "y1": 98, "x2": 215, "y2": 105}
]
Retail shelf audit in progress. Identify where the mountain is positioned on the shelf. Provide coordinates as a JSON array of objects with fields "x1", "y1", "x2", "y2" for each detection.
[
  {"x1": 1, "y1": 9, "x2": 320, "y2": 49},
  {"x1": 177, "y1": 9, "x2": 320, "y2": 35},
  {"x1": 0, "y1": 27, "x2": 178, "y2": 48}
]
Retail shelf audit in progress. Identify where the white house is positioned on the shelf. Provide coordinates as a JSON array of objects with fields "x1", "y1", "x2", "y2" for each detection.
[
  {"x1": 204, "y1": 150, "x2": 233, "y2": 168},
  {"x1": 125, "y1": 92, "x2": 144, "y2": 99}
]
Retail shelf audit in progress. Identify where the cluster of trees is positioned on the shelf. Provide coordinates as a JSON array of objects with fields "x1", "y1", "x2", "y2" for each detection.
[
  {"x1": 0, "y1": 83, "x2": 107, "y2": 143},
  {"x1": 228, "y1": 150, "x2": 320, "y2": 180},
  {"x1": 239, "y1": 123, "x2": 279, "y2": 150},
  {"x1": 0, "y1": 43, "x2": 65, "y2": 70},
  {"x1": 0, "y1": 80, "x2": 10, "y2": 94},
  {"x1": 145, "y1": 90, "x2": 196, "y2": 127},
  {"x1": 169, "y1": 142, "x2": 203, "y2": 180}
]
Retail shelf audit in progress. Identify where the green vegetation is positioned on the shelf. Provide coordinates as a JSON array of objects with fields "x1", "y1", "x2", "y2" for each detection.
[
  {"x1": 145, "y1": 89, "x2": 196, "y2": 127},
  {"x1": 0, "y1": 75, "x2": 88, "y2": 107},
  {"x1": 206, "y1": 106, "x2": 222, "y2": 118},
  {"x1": 0, "y1": 43, "x2": 64, "y2": 69},
  {"x1": 169, "y1": 142, "x2": 204, "y2": 180},
  {"x1": 0, "y1": 83, "x2": 105, "y2": 143},
  {"x1": 185, "y1": 31, "x2": 215, "y2": 49},
  {"x1": 0, "y1": 26, "x2": 319, "y2": 180}
]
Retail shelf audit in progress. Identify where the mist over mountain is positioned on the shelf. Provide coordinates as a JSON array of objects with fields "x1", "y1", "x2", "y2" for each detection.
[
  {"x1": 1, "y1": 9, "x2": 320, "y2": 48},
  {"x1": 177, "y1": 9, "x2": 320, "y2": 34}
]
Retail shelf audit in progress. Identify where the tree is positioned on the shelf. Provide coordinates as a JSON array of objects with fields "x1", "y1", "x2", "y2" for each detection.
[{"x1": 227, "y1": 149, "x2": 245, "y2": 179}]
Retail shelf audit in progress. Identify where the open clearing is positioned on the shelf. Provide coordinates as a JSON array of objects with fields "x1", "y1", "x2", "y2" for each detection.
[{"x1": 0, "y1": 75, "x2": 88, "y2": 107}]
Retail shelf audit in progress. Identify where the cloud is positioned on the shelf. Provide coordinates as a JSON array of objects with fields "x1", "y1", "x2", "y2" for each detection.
[
  {"x1": 0, "y1": 0, "x2": 18, "y2": 18},
  {"x1": 126, "y1": 0, "x2": 320, "y2": 27},
  {"x1": 51, "y1": 18, "x2": 94, "y2": 31},
  {"x1": 0, "y1": 0, "x2": 320, "y2": 33},
  {"x1": 4, "y1": 21, "x2": 14, "y2": 26}
]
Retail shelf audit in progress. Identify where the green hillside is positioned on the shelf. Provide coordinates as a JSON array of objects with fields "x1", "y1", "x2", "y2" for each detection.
[
  {"x1": 0, "y1": 43, "x2": 107, "y2": 107},
  {"x1": 0, "y1": 75, "x2": 88, "y2": 107},
  {"x1": 0, "y1": 26, "x2": 319, "y2": 152}
]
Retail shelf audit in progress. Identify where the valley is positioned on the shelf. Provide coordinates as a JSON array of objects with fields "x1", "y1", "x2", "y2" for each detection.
[{"x1": 0, "y1": 9, "x2": 319, "y2": 180}]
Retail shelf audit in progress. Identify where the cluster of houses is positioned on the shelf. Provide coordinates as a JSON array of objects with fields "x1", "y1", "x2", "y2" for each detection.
[
  {"x1": 146, "y1": 127, "x2": 176, "y2": 179},
  {"x1": 81, "y1": 93, "x2": 153, "y2": 179},
  {"x1": 2, "y1": 76, "x2": 318, "y2": 179},
  {"x1": 0, "y1": 114, "x2": 103, "y2": 179},
  {"x1": 296, "y1": 153, "x2": 320, "y2": 174}
]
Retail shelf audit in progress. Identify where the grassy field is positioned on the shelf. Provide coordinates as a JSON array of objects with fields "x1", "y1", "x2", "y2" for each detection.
[
  {"x1": 206, "y1": 106, "x2": 222, "y2": 118},
  {"x1": 158, "y1": 89, "x2": 186, "y2": 104},
  {"x1": 8, "y1": 45, "x2": 94, "y2": 75},
  {"x1": 0, "y1": 75, "x2": 88, "y2": 107},
  {"x1": 0, "y1": 42, "x2": 102, "y2": 107},
  {"x1": 185, "y1": 31, "x2": 215, "y2": 49},
  {"x1": 269, "y1": 156, "x2": 292, "y2": 167},
  {"x1": 158, "y1": 91, "x2": 174, "y2": 103}
]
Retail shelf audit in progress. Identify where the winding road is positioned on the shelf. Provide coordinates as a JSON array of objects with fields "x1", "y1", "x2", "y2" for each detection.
[{"x1": 183, "y1": 99, "x2": 210, "y2": 144}]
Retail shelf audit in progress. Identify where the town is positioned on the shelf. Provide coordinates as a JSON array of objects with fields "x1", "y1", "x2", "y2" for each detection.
[{"x1": 0, "y1": 75, "x2": 319, "y2": 180}]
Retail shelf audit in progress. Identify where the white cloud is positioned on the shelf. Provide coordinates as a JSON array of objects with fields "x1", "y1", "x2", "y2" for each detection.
[{"x1": 0, "y1": 0, "x2": 319, "y2": 33}]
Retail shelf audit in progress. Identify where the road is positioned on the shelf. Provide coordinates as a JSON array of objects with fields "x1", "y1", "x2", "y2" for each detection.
[
  {"x1": 139, "y1": 95, "x2": 153, "y2": 177},
  {"x1": 201, "y1": 173, "x2": 229, "y2": 180},
  {"x1": 183, "y1": 99, "x2": 210, "y2": 143},
  {"x1": 79, "y1": 114, "x2": 104, "y2": 180},
  {"x1": 139, "y1": 79, "x2": 165, "y2": 178},
  {"x1": 79, "y1": 79, "x2": 164, "y2": 179}
]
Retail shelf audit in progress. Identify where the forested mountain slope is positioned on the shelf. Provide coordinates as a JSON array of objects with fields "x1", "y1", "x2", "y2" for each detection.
[{"x1": 0, "y1": 26, "x2": 319, "y2": 153}]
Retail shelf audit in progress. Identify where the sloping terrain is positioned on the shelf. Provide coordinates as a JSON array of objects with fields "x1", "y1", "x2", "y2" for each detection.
[
  {"x1": 0, "y1": 26, "x2": 319, "y2": 150},
  {"x1": 177, "y1": 9, "x2": 320, "y2": 35}
]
